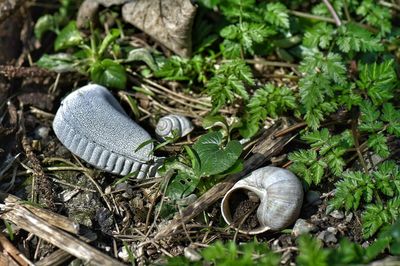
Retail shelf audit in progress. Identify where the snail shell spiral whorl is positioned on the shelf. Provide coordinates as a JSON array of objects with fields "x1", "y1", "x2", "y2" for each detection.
[{"x1": 155, "y1": 114, "x2": 194, "y2": 140}]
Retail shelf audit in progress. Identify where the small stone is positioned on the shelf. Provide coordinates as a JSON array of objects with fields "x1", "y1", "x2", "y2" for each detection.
[
  {"x1": 118, "y1": 246, "x2": 130, "y2": 262},
  {"x1": 34, "y1": 126, "x2": 50, "y2": 140},
  {"x1": 271, "y1": 239, "x2": 281, "y2": 251},
  {"x1": 345, "y1": 213, "x2": 353, "y2": 223},
  {"x1": 317, "y1": 230, "x2": 337, "y2": 244},
  {"x1": 306, "y1": 191, "x2": 322, "y2": 206},
  {"x1": 327, "y1": 227, "x2": 338, "y2": 234},
  {"x1": 184, "y1": 247, "x2": 201, "y2": 262},
  {"x1": 292, "y1": 219, "x2": 317, "y2": 237},
  {"x1": 330, "y1": 210, "x2": 345, "y2": 219}
]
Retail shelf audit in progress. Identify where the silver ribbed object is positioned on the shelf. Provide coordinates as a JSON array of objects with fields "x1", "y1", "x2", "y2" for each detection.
[{"x1": 53, "y1": 84, "x2": 156, "y2": 179}]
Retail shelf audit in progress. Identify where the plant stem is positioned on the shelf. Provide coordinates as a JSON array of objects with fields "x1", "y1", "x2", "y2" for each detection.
[
  {"x1": 379, "y1": 1, "x2": 400, "y2": 11},
  {"x1": 351, "y1": 108, "x2": 369, "y2": 174},
  {"x1": 322, "y1": 0, "x2": 342, "y2": 26},
  {"x1": 289, "y1": 10, "x2": 337, "y2": 23}
]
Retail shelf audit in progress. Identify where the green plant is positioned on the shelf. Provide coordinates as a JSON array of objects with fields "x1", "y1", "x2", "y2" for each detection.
[
  {"x1": 36, "y1": 22, "x2": 127, "y2": 89},
  {"x1": 289, "y1": 129, "x2": 354, "y2": 185},
  {"x1": 329, "y1": 161, "x2": 400, "y2": 237},
  {"x1": 166, "y1": 240, "x2": 280, "y2": 266},
  {"x1": 34, "y1": 0, "x2": 76, "y2": 40},
  {"x1": 206, "y1": 59, "x2": 254, "y2": 113},
  {"x1": 159, "y1": 131, "x2": 242, "y2": 217},
  {"x1": 240, "y1": 84, "x2": 297, "y2": 138}
]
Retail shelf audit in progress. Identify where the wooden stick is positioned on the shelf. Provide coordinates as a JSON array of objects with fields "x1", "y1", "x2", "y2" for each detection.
[
  {"x1": 0, "y1": 205, "x2": 125, "y2": 266},
  {"x1": 0, "y1": 233, "x2": 32, "y2": 266},
  {"x1": 155, "y1": 119, "x2": 293, "y2": 239},
  {"x1": 0, "y1": 192, "x2": 80, "y2": 235},
  {"x1": 35, "y1": 249, "x2": 78, "y2": 266}
]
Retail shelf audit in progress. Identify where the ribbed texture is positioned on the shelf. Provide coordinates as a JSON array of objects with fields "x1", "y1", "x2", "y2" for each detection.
[{"x1": 53, "y1": 84, "x2": 154, "y2": 179}]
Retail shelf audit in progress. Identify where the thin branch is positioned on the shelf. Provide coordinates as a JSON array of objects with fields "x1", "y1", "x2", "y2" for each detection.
[{"x1": 322, "y1": 0, "x2": 342, "y2": 26}]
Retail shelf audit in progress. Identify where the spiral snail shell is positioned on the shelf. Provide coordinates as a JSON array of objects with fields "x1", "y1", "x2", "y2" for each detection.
[
  {"x1": 155, "y1": 114, "x2": 194, "y2": 140},
  {"x1": 221, "y1": 166, "x2": 304, "y2": 234},
  {"x1": 53, "y1": 84, "x2": 157, "y2": 179}
]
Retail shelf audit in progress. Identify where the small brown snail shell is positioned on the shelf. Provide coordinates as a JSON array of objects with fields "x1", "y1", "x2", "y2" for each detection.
[
  {"x1": 155, "y1": 114, "x2": 194, "y2": 140},
  {"x1": 221, "y1": 166, "x2": 304, "y2": 234}
]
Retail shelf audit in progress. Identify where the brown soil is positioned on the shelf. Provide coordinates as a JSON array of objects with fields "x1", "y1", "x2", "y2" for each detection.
[{"x1": 231, "y1": 192, "x2": 260, "y2": 231}]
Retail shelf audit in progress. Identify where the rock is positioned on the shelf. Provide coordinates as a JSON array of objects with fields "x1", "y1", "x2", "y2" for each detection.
[
  {"x1": 329, "y1": 210, "x2": 345, "y2": 219},
  {"x1": 184, "y1": 247, "x2": 201, "y2": 262},
  {"x1": 306, "y1": 190, "x2": 322, "y2": 206},
  {"x1": 118, "y1": 246, "x2": 131, "y2": 262},
  {"x1": 122, "y1": 0, "x2": 197, "y2": 57},
  {"x1": 34, "y1": 126, "x2": 50, "y2": 140},
  {"x1": 292, "y1": 219, "x2": 317, "y2": 237},
  {"x1": 345, "y1": 213, "x2": 353, "y2": 223},
  {"x1": 317, "y1": 229, "x2": 337, "y2": 244}
]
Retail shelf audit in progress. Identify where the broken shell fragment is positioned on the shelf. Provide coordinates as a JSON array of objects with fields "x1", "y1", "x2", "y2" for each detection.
[
  {"x1": 52, "y1": 84, "x2": 155, "y2": 179},
  {"x1": 155, "y1": 114, "x2": 193, "y2": 140},
  {"x1": 221, "y1": 166, "x2": 304, "y2": 234}
]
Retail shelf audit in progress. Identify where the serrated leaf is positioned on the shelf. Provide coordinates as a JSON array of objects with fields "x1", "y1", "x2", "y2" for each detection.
[
  {"x1": 368, "y1": 134, "x2": 390, "y2": 158},
  {"x1": 90, "y1": 59, "x2": 127, "y2": 89}
]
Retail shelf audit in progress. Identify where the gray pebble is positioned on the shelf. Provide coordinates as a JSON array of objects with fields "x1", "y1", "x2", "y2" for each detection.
[
  {"x1": 34, "y1": 126, "x2": 50, "y2": 140},
  {"x1": 317, "y1": 230, "x2": 337, "y2": 244},
  {"x1": 184, "y1": 247, "x2": 201, "y2": 262},
  {"x1": 330, "y1": 210, "x2": 345, "y2": 219},
  {"x1": 345, "y1": 213, "x2": 353, "y2": 223},
  {"x1": 292, "y1": 219, "x2": 317, "y2": 237}
]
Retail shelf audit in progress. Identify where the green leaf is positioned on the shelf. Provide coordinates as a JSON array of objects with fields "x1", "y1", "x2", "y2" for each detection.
[
  {"x1": 166, "y1": 171, "x2": 199, "y2": 200},
  {"x1": 297, "y1": 235, "x2": 329, "y2": 266},
  {"x1": 337, "y1": 23, "x2": 383, "y2": 53},
  {"x1": 126, "y1": 48, "x2": 158, "y2": 71},
  {"x1": 36, "y1": 53, "x2": 77, "y2": 72},
  {"x1": 263, "y1": 2, "x2": 289, "y2": 28},
  {"x1": 367, "y1": 134, "x2": 390, "y2": 158},
  {"x1": 357, "y1": 60, "x2": 397, "y2": 105},
  {"x1": 54, "y1": 21, "x2": 83, "y2": 51},
  {"x1": 34, "y1": 14, "x2": 59, "y2": 40},
  {"x1": 98, "y1": 28, "x2": 121, "y2": 56},
  {"x1": 303, "y1": 23, "x2": 334, "y2": 49},
  {"x1": 90, "y1": 59, "x2": 127, "y2": 89},
  {"x1": 193, "y1": 131, "x2": 242, "y2": 176}
]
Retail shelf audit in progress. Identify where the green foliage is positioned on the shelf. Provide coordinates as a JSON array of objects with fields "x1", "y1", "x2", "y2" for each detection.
[
  {"x1": 206, "y1": 59, "x2": 254, "y2": 113},
  {"x1": 240, "y1": 84, "x2": 297, "y2": 138},
  {"x1": 166, "y1": 240, "x2": 280, "y2": 266},
  {"x1": 289, "y1": 129, "x2": 353, "y2": 185},
  {"x1": 329, "y1": 161, "x2": 400, "y2": 237},
  {"x1": 192, "y1": 131, "x2": 242, "y2": 176},
  {"x1": 304, "y1": 22, "x2": 382, "y2": 53},
  {"x1": 356, "y1": 0, "x2": 392, "y2": 34},
  {"x1": 220, "y1": 22, "x2": 275, "y2": 58},
  {"x1": 155, "y1": 55, "x2": 212, "y2": 83},
  {"x1": 36, "y1": 23, "x2": 126, "y2": 89},
  {"x1": 296, "y1": 232, "x2": 392, "y2": 266},
  {"x1": 34, "y1": 0, "x2": 75, "y2": 40},
  {"x1": 54, "y1": 21, "x2": 83, "y2": 51},
  {"x1": 297, "y1": 235, "x2": 329, "y2": 266},
  {"x1": 357, "y1": 60, "x2": 397, "y2": 105},
  {"x1": 298, "y1": 52, "x2": 347, "y2": 129},
  {"x1": 90, "y1": 59, "x2": 127, "y2": 90}
]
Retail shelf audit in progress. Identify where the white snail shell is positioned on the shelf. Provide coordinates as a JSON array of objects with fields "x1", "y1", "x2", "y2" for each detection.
[
  {"x1": 155, "y1": 114, "x2": 194, "y2": 140},
  {"x1": 221, "y1": 166, "x2": 304, "y2": 234},
  {"x1": 53, "y1": 84, "x2": 158, "y2": 179}
]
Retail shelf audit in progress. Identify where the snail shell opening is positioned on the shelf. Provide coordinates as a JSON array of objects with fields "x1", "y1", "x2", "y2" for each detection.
[
  {"x1": 221, "y1": 166, "x2": 304, "y2": 235},
  {"x1": 221, "y1": 187, "x2": 270, "y2": 235}
]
